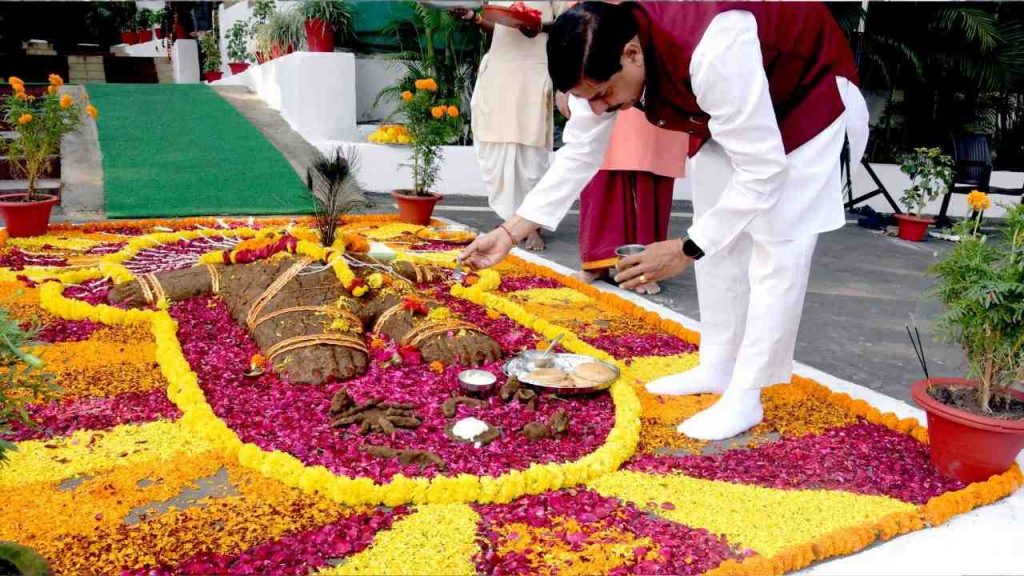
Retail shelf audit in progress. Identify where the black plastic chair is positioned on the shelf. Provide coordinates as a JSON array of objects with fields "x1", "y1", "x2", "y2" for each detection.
[{"x1": 938, "y1": 133, "x2": 1023, "y2": 226}]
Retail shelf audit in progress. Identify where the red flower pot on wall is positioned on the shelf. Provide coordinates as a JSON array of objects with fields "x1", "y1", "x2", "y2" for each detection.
[
  {"x1": 912, "y1": 378, "x2": 1024, "y2": 485},
  {"x1": 894, "y1": 214, "x2": 933, "y2": 242},
  {"x1": 392, "y1": 190, "x2": 441, "y2": 225},
  {"x1": 204, "y1": 71, "x2": 223, "y2": 83},
  {"x1": 121, "y1": 31, "x2": 138, "y2": 45},
  {"x1": 0, "y1": 193, "x2": 60, "y2": 238},
  {"x1": 304, "y1": 19, "x2": 335, "y2": 52},
  {"x1": 228, "y1": 62, "x2": 250, "y2": 75},
  {"x1": 138, "y1": 29, "x2": 154, "y2": 43},
  {"x1": 155, "y1": 27, "x2": 165, "y2": 40},
  {"x1": 269, "y1": 43, "x2": 295, "y2": 60}
]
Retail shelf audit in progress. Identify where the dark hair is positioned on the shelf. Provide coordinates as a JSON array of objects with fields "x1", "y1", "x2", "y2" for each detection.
[{"x1": 547, "y1": 2, "x2": 638, "y2": 93}]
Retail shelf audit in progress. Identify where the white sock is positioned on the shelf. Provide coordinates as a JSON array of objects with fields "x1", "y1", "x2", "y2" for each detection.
[
  {"x1": 645, "y1": 366, "x2": 728, "y2": 396},
  {"x1": 676, "y1": 387, "x2": 763, "y2": 440}
]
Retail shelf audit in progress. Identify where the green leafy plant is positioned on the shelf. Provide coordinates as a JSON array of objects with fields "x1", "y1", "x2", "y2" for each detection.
[
  {"x1": 198, "y1": 31, "x2": 222, "y2": 73},
  {"x1": 931, "y1": 202, "x2": 1024, "y2": 413},
  {"x1": 0, "y1": 305, "x2": 58, "y2": 466},
  {"x1": 0, "y1": 542, "x2": 50, "y2": 576},
  {"x1": 300, "y1": 0, "x2": 354, "y2": 39},
  {"x1": 136, "y1": 8, "x2": 155, "y2": 30},
  {"x1": 265, "y1": 9, "x2": 306, "y2": 52},
  {"x1": 252, "y1": 0, "x2": 277, "y2": 25},
  {"x1": 898, "y1": 147, "x2": 954, "y2": 216},
  {"x1": 151, "y1": 8, "x2": 166, "y2": 29},
  {"x1": 398, "y1": 79, "x2": 461, "y2": 196},
  {"x1": 1, "y1": 76, "x2": 94, "y2": 201},
  {"x1": 227, "y1": 20, "x2": 251, "y2": 63}
]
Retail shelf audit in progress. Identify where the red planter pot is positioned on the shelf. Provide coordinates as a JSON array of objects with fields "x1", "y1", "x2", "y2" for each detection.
[
  {"x1": 304, "y1": 19, "x2": 335, "y2": 52},
  {"x1": 912, "y1": 378, "x2": 1024, "y2": 485},
  {"x1": 255, "y1": 52, "x2": 268, "y2": 65},
  {"x1": 174, "y1": 23, "x2": 187, "y2": 40},
  {"x1": 269, "y1": 43, "x2": 295, "y2": 60},
  {"x1": 0, "y1": 193, "x2": 59, "y2": 238},
  {"x1": 204, "y1": 71, "x2": 223, "y2": 83},
  {"x1": 121, "y1": 31, "x2": 138, "y2": 45},
  {"x1": 392, "y1": 190, "x2": 441, "y2": 225},
  {"x1": 895, "y1": 213, "x2": 932, "y2": 242},
  {"x1": 228, "y1": 62, "x2": 250, "y2": 75},
  {"x1": 155, "y1": 27, "x2": 165, "y2": 40},
  {"x1": 138, "y1": 29, "x2": 154, "y2": 43}
]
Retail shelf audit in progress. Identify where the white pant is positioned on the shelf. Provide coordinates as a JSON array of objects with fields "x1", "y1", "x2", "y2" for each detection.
[
  {"x1": 476, "y1": 142, "x2": 551, "y2": 221},
  {"x1": 689, "y1": 77, "x2": 866, "y2": 390}
]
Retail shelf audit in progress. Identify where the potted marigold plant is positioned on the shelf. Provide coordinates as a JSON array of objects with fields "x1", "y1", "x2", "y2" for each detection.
[
  {"x1": 199, "y1": 32, "x2": 223, "y2": 82},
  {"x1": 227, "y1": 20, "x2": 251, "y2": 74},
  {"x1": 915, "y1": 199, "x2": 1024, "y2": 484},
  {"x1": 0, "y1": 75, "x2": 97, "y2": 237},
  {"x1": 391, "y1": 78, "x2": 460, "y2": 224},
  {"x1": 896, "y1": 147, "x2": 954, "y2": 241}
]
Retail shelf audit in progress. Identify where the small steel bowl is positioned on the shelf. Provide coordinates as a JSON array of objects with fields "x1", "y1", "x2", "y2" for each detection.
[
  {"x1": 614, "y1": 244, "x2": 646, "y2": 273},
  {"x1": 457, "y1": 369, "x2": 498, "y2": 395},
  {"x1": 518, "y1": 349, "x2": 555, "y2": 370}
]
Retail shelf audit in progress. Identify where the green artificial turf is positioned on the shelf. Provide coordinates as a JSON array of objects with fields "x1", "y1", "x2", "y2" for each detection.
[{"x1": 87, "y1": 84, "x2": 311, "y2": 218}]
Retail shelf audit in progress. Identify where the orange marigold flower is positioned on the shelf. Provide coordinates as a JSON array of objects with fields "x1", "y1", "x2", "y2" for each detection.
[
  {"x1": 401, "y1": 90, "x2": 414, "y2": 102},
  {"x1": 86, "y1": 104, "x2": 98, "y2": 120},
  {"x1": 428, "y1": 360, "x2": 444, "y2": 374},
  {"x1": 7, "y1": 76, "x2": 24, "y2": 88},
  {"x1": 414, "y1": 78, "x2": 438, "y2": 92},
  {"x1": 430, "y1": 106, "x2": 445, "y2": 119},
  {"x1": 343, "y1": 232, "x2": 370, "y2": 253},
  {"x1": 48, "y1": 73, "x2": 64, "y2": 87},
  {"x1": 447, "y1": 105, "x2": 459, "y2": 118},
  {"x1": 17, "y1": 113, "x2": 32, "y2": 125},
  {"x1": 59, "y1": 93, "x2": 73, "y2": 109},
  {"x1": 47, "y1": 85, "x2": 57, "y2": 95},
  {"x1": 369, "y1": 335, "x2": 387, "y2": 350},
  {"x1": 14, "y1": 91, "x2": 28, "y2": 102},
  {"x1": 250, "y1": 353, "x2": 267, "y2": 368},
  {"x1": 967, "y1": 190, "x2": 991, "y2": 212}
]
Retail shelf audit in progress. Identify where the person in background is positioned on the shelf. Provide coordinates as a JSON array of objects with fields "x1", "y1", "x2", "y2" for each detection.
[
  {"x1": 453, "y1": 2, "x2": 567, "y2": 251},
  {"x1": 567, "y1": 97, "x2": 688, "y2": 295}
]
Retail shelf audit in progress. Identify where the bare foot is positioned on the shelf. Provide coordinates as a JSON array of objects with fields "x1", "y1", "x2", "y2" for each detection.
[
  {"x1": 635, "y1": 281, "x2": 661, "y2": 295},
  {"x1": 524, "y1": 230, "x2": 545, "y2": 251},
  {"x1": 574, "y1": 270, "x2": 603, "y2": 284}
]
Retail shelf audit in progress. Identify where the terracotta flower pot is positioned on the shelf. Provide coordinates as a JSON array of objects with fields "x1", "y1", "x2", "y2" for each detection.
[
  {"x1": 138, "y1": 29, "x2": 154, "y2": 43},
  {"x1": 392, "y1": 190, "x2": 441, "y2": 225},
  {"x1": 204, "y1": 71, "x2": 223, "y2": 83},
  {"x1": 228, "y1": 62, "x2": 250, "y2": 75},
  {"x1": 304, "y1": 19, "x2": 335, "y2": 52},
  {"x1": 0, "y1": 193, "x2": 59, "y2": 238},
  {"x1": 121, "y1": 31, "x2": 138, "y2": 45},
  {"x1": 894, "y1": 213, "x2": 933, "y2": 242},
  {"x1": 912, "y1": 378, "x2": 1024, "y2": 484}
]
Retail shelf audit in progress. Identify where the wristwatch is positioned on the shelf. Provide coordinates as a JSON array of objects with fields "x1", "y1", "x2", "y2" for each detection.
[{"x1": 681, "y1": 237, "x2": 705, "y2": 260}]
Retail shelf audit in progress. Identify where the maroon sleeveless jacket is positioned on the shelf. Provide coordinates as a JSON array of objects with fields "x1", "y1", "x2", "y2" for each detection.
[{"x1": 628, "y1": 1, "x2": 859, "y2": 157}]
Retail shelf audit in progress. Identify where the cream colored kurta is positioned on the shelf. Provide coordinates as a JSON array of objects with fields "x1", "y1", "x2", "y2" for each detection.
[{"x1": 470, "y1": 2, "x2": 561, "y2": 149}]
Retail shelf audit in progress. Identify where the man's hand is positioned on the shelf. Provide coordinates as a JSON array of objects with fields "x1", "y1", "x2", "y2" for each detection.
[
  {"x1": 458, "y1": 228, "x2": 515, "y2": 270},
  {"x1": 614, "y1": 239, "x2": 692, "y2": 290}
]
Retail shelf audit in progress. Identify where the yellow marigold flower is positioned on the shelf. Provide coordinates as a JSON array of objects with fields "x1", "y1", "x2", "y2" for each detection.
[
  {"x1": 428, "y1": 306, "x2": 452, "y2": 322},
  {"x1": 414, "y1": 78, "x2": 438, "y2": 92},
  {"x1": 430, "y1": 106, "x2": 445, "y2": 119},
  {"x1": 447, "y1": 105, "x2": 459, "y2": 118},
  {"x1": 48, "y1": 73, "x2": 64, "y2": 87},
  {"x1": 401, "y1": 90, "x2": 414, "y2": 102},
  {"x1": 59, "y1": 93, "x2": 73, "y2": 109},
  {"x1": 396, "y1": 134, "x2": 412, "y2": 144},
  {"x1": 86, "y1": 104, "x2": 98, "y2": 120},
  {"x1": 352, "y1": 284, "x2": 369, "y2": 297},
  {"x1": 367, "y1": 273, "x2": 384, "y2": 289},
  {"x1": 17, "y1": 113, "x2": 32, "y2": 125},
  {"x1": 967, "y1": 190, "x2": 991, "y2": 212}
]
